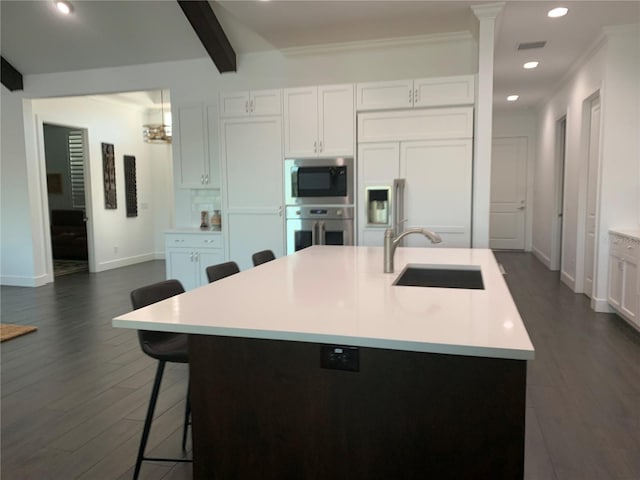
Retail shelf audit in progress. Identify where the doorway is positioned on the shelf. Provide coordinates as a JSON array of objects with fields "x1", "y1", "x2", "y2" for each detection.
[
  {"x1": 43, "y1": 123, "x2": 90, "y2": 277},
  {"x1": 583, "y1": 95, "x2": 601, "y2": 298},
  {"x1": 552, "y1": 117, "x2": 567, "y2": 272},
  {"x1": 489, "y1": 137, "x2": 527, "y2": 250}
]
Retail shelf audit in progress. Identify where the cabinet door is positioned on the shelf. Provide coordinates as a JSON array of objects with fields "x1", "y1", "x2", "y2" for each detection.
[
  {"x1": 166, "y1": 249, "x2": 198, "y2": 291},
  {"x1": 222, "y1": 117, "x2": 283, "y2": 209},
  {"x1": 227, "y1": 212, "x2": 284, "y2": 271},
  {"x1": 283, "y1": 87, "x2": 318, "y2": 158},
  {"x1": 318, "y1": 84, "x2": 354, "y2": 156},
  {"x1": 356, "y1": 80, "x2": 413, "y2": 111},
  {"x1": 621, "y1": 260, "x2": 638, "y2": 322},
  {"x1": 608, "y1": 255, "x2": 623, "y2": 309},
  {"x1": 220, "y1": 91, "x2": 251, "y2": 117},
  {"x1": 400, "y1": 139, "x2": 472, "y2": 248},
  {"x1": 197, "y1": 249, "x2": 225, "y2": 286},
  {"x1": 358, "y1": 143, "x2": 400, "y2": 184},
  {"x1": 207, "y1": 105, "x2": 221, "y2": 188},
  {"x1": 175, "y1": 105, "x2": 209, "y2": 188},
  {"x1": 222, "y1": 116, "x2": 284, "y2": 270},
  {"x1": 358, "y1": 107, "x2": 474, "y2": 143},
  {"x1": 250, "y1": 89, "x2": 282, "y2": 116},
  {"x1": 413, "y1": 75, "x2": 475, "y2": 107}
]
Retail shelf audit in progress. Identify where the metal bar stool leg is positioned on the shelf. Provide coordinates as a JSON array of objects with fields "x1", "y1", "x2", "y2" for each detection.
[
  {"x1": 133, "y1": 360, "x2": 165, "y2": 480},
  {"x1": 182, "y1": 380, "x2": 191, "y2": 451}
]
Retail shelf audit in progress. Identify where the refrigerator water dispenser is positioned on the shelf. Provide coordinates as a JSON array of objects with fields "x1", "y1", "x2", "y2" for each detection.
[{"x1": 366, "y1": 188, "x2": 390, "y2": 225}]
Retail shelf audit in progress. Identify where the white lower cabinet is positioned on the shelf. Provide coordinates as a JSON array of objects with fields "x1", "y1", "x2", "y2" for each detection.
[
  {"x1": 608, "y1": 231, "x2": 640, "y2": 329},
  {"x1": 165, "y1": 232, "x2": 224, "y2": 291}
]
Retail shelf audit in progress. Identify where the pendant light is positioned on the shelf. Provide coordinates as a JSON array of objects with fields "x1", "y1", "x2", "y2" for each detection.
[{"x1": 143, "y1": 90, "x2": 172, "y2": 144}]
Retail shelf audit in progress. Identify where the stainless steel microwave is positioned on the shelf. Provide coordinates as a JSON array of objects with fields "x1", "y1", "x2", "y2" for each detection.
[{"x1": 284, "y1": 157, "x2": 354, "y2": 205}]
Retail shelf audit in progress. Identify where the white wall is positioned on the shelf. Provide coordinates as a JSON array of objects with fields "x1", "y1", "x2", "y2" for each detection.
[
  {"x1": 1, "y1": 33, "x2": 478, "y2": 286},
  {"x1": 31, "y1": 95, "x2": 170, "y2": 273},
  {"x1": 532, "y1": 42, "x2": 606, "y2": 283},
  {"x1": 1, "y1": 87, "x2": 37, "y2": 285},
  {"x1": 594, "y1": 25, "x2": 640, "y2": 309},
  {"x1": 532, "y1": 25, "x2": 639, "y2": 312},
  {"x1": 493, "y1": 109, "x2": 537, "y2": 251}
]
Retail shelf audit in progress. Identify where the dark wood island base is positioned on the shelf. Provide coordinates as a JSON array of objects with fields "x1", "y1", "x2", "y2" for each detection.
[{"x1": 189, "y1": 334, "x2": 527, "y2": 480}]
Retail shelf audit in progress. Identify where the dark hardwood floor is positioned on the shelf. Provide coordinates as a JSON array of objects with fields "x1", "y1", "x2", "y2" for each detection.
[{"x1": 1, "y1": 254, "x2": 639, "y2": 480}]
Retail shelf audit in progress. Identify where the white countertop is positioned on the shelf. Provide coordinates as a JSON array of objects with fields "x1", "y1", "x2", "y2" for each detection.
[
  {"x1": 113, "y1": 246, "x2": 535, "y2": 360},
  {"x1": 610, "y1": 228, "x2": 640, "y2": 241}
]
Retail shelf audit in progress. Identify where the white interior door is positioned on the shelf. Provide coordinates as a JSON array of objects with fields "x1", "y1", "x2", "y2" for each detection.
[
  {"x1": 583, "y1": 97, "x2": 601, "y2": 298},
  {"x1": 490, "y1": 137, "x2": 527, "y2": 250}
]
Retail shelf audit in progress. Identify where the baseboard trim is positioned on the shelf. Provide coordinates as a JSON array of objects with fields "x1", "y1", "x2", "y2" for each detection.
[
  {"x1": 95, "y1": 253, "x2": 157, "y2": 272},
  {"x1": 592, "y1": 297, "x2": 614, "y2": 313},
  {"x1": 532, "y1": 246, "x2": 551, "y2": 269},
  {"x1": 0, "y1": 273, "x2": 49, "y2": 287},
  {"x1": 560, "y1": 270, "x2": 576, "y2": 291}
]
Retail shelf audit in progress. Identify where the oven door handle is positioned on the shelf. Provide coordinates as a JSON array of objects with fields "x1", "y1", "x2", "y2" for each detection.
[
  {"x1": 318, "y1": 221, "x2": 325, "y2": 246},
  {"x1": 312, "y1": 221, "x2": 318, "y2": 246}
]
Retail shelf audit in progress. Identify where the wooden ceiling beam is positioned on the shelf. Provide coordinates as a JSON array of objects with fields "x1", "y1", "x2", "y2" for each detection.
[
  {"x1": 1, "y1": 56, "x2": 24, "y2": 91},
  {"x1": 177, "y1": 1, "x2": 236, "y2": 73}
]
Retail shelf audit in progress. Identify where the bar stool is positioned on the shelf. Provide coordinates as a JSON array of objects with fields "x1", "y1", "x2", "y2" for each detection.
[
  {"x1": 206, "y1": 261, "x2": 240, "y2": 283},
  {"x1": 252, "y1": 249, "x2": 276, "y2": 266},
  {"x1": 129, "y1": 279, "x2": 191, "y2": 480}
]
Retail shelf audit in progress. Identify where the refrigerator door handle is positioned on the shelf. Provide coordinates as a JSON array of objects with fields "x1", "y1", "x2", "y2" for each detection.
[
  {"x1": 318, "y1": 221, "x2": 325, "y2": 245},
  {"x1": 393, "y1": 179, "x2": 406, "y2": 238}
]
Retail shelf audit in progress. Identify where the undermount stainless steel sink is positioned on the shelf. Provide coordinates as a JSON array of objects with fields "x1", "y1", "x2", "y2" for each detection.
[{"x1": 393, "y1": 264, "x2": 484, "y2": 290}]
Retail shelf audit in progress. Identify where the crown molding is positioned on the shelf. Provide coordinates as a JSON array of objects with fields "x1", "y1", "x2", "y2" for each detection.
[
  {"x1": 471, "y1": 3, "x2": 505, "y2": 20},
  {"x1": 281, "y1": 31, "x2": 473, "y2": 58}
]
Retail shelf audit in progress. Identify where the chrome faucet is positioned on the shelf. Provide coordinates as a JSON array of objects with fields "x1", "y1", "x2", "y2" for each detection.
[{"x1": 384, "y1": 227, "x2": 442, "y2": 273}]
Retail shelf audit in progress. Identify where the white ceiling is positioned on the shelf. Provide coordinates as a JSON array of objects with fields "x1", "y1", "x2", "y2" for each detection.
[{"x1": 1, "y1": 1, "x2": 638, "y2": 110}]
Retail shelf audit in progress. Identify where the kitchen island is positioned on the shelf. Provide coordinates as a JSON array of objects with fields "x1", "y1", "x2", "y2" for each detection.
[{"x1": 114, "y1": 246, "x2": 534, "y2": 479}]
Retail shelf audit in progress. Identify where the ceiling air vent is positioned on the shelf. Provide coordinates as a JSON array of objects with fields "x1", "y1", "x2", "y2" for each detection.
[{"x1": 518, "y1": 41, "x2": 547, "y2": 50}]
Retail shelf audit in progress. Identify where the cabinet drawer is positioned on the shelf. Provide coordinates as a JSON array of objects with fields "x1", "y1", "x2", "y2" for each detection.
[{"x1": 165, "y1": 233, "x2": 223, "y2": 249}]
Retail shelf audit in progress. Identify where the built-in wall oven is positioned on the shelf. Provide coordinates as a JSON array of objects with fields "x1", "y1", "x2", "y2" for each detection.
[
  {"x1": 286, "y1": 206, "x2": 354, "y2": 255},
  {"x1": 284, "y1": 157, "x2": 354, "y2": 206}
]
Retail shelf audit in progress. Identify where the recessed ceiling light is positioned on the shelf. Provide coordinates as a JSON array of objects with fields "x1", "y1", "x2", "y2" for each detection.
[
  {"x1": 507, "y1": 95, "x2": 519, "y2": 102},
  {"x1": 548, "y1": 7, "x2": 568, "y2": 18},
  {"x1": 523, "y1": 61, "x2": 539, "y2": 69},
  {"x1": 55, "y1": 0, "x2": 73, "y2": 15}
]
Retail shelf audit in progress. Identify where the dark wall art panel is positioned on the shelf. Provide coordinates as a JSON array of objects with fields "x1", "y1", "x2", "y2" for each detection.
[
  {"x1": 101, "y1": 143, "x2": 117, "y2": 209},
  {"x1": 124, "y1": 155, "x2": 138, "y2": 218}
]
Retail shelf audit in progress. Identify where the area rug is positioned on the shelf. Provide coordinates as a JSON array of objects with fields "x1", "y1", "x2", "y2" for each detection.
[
  {"x1": 54, "y1": 259, "x2": 88, "y2": 277},
  {"x1": 0, "y1": 324, "x2": 38, "y2": 342}
]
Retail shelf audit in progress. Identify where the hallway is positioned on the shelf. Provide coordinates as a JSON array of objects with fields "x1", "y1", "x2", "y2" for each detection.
[{"x1": 1, "y1": 253, "x2": 639, "y2": 479}]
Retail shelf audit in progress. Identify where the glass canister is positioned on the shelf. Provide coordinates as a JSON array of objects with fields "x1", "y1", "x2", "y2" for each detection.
[{"x1": 210, "y1": 210, "x2": 222, "y2": 230}]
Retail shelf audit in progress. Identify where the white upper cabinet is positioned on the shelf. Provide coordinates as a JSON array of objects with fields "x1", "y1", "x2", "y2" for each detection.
[
  {"x1": 174, "y1": 104, "x2": 216, "y2": 188},
  {"x1": 358, "y1": 107, "x2": 474, "y2": 143},
  {"x1": 284, "y1": 84, "x2": 354, "y2": 158},
  {"x1": 356, "y1": 75, "x2": 475, "y2": 111},
  {"x1": 318, "y1": 85, "x2": 355, "y2": 156},
  {"x1": 356, "y1": 80, "x2": 414, "y2": 111},
  {"x1": 219, "y1": 89, "x2": 281, "y2": 117}
]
